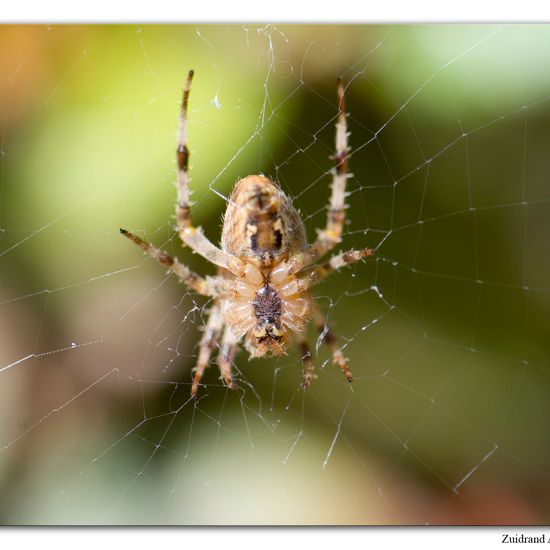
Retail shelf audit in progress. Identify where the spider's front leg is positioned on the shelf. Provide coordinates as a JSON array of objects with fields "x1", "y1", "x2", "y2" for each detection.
[
  {"x1": 217, "y1": 327, "x2": 239, "y2": 391},
  {"x1": 287, "y1": 250, "x2": 374, "y2": 390},
  {"x1": 311, "y1": 298, "x2": 353, "y2": 383},
  {"x1": 191, "y1": 301, "x2": 224, "y2": 396},
  {"x1": 174, "y1": 70, "x2": 245, "y2": 278},
  {"x1": 296, "y1": 333, "x2": 315, "y2": 389}
]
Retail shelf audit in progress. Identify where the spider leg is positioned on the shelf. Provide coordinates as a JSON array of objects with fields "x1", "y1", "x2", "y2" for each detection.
[
  {"x1": 304, "y1": 247, "x2": 375, "y2": 289},
  {"x1": 296, "y1": 333, "x2": 315, "y2": 389},
  {"x1": 191, "y1": 301, "x2": 224, "y2": 396},
  {"x1": 175, "y1": 70, "x2": 194, "y2": 231},
  {"x1": 174, "y1": 70, "x2": 245, "y2": 277},
  {"x1": 300, "y1": 77, "x2": 350, "y2": 268},
  {"x1": 268, "y1": 78, "x2": 352, "y2": 285},
  {"x1": 120, "y1": 228, "x2": 221, "y2": 296},
  {"x1": 274, "y1": 247, "x2": 375, "y2": 301},
  {"x1": 311, "y1": 298, "x2": 352, "y2": 383},
  {"x1": 217, "y1": 327, "x2": 239, "y2": 390}
]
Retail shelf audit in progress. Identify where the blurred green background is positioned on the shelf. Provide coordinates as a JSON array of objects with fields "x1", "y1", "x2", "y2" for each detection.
[{"x1": 1, "y1": 24, "x2": 550, "y2": 524}]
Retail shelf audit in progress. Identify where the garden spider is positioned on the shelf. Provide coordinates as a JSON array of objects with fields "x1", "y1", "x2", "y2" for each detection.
[{"x1": 121, "y1": 71, "x2": 375, "y2": 396}]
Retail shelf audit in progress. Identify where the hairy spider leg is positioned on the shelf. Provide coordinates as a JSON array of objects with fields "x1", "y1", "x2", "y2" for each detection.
[
  {"x1": 303, "y1": 247, "x2": 376, "y2": 290},
  {"x1": 264, "y1": 77, "x2": 352, "y2": 285},
  {"x1": 300, "y1": 77, "x2": 350, "y2": 269},
  {"x1": 217, "y1": 327, "x2": 239, "y2": 390},
  {"x1": 296, "y1": 333, "x2": 315, "y2": 388},
  {"x1": 175, "y1": 70, "x2": 193, "y2": 231},
  {"x1": 310, "y1": 298, "x2": 353, "y2": 383},
  {"x1": 191, "y1": 302, "x2": 225, "y2": 396},
  {"x1": 174, "y1": 70, "x2": 245, "y2": 277},
  {"x1": 119, "y1": 228, "x2": 220, "y2": 296}
]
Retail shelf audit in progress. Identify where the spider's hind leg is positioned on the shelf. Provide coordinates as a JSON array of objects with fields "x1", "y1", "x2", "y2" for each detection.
[
  {"x1": 295, "y1": 77, "x2": 350, "y2": 269},
  {"x1": 172, "y1": 70, "x2": 245, "y2": 277},
  {"x1": 175, "y1": 70, "x2": 194, "y2": 231}
]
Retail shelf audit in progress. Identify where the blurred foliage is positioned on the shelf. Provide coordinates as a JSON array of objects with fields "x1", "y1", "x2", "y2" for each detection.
[{"x1": 1, "y1": 24, "x2": 550, "y2": 524}]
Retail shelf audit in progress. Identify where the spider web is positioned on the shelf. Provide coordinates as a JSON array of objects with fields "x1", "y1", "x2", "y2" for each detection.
[{"x1": 1, "y1": 23, "x2": 550, "y2": 525}]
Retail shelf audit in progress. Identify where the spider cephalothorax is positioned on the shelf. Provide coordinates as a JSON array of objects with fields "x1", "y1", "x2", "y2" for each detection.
[
  {"x1": 248, "y1": 283, "x2": 286, "y2": 356},
  {"x1": 121, "y1": 70, "x2": 375, "y2": 395}
]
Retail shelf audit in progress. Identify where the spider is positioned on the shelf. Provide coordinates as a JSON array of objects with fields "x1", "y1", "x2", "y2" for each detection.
[{"x1": 121, "y1": 71, "x2": 375, "y2": 396}]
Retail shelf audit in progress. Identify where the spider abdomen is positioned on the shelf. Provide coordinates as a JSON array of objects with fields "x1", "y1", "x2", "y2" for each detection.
[{"x1": 221, "y1": 175, "x2": 307, "y2": 266}]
